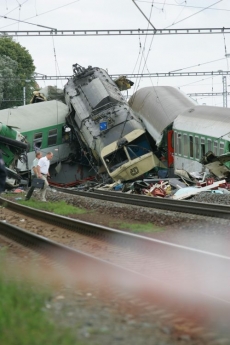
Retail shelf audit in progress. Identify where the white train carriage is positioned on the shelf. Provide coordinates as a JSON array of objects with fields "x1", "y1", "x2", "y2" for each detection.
[{"x1": 173, "y1": 105, "x2": 230, "y2": 173}]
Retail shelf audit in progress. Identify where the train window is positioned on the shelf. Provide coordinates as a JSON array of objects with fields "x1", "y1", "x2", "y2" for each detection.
[
  {"x1": 201, "y1": 138, "x2": 205, "y2": 157},
  {"x1": 126, "y1": 134, "x2": 151, "y2": 160},
  {"x1": 174, "y1": 132, "x2": 178, "y2": 155},
  {"x1": 189, "y1": 135, "x2": 193, "y2": 158},
  {"x1": 195, "y1": 136, "x2": 199, "y2": 159},
  {"x1": 104, "y1": 148, "x2": 128, "y2": 173},
  {"x1": 33, "y1": 132, "x2": 42, "y2": 150},
  {"x1": 213, "y1": 141, "x2": 218, "y2": 155},
  {"x1": 178, "y1": 133, "x2": 182, "y2": 155},
  {"x1": 48, "y1": 129, "x2": 58, "y2": 146},
  {"x1": 183, "y1": 134, "x2": 188, "y2": 157},
  {"x1": 219, "y1": 142, "x2": 224, "y2": 155},
  {"x1": 207, "y1": 139, "x2": 212, "y2": 152}
]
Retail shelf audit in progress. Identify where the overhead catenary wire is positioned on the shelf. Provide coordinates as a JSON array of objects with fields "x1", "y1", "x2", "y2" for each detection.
[
  {"x1": 179, "y1": 75, "x2": 220, "y2": 88},
  {"x1": 0, "y1": 0, "x2": 81, "y2": 30},
  {"x1": 223, "y1": 32, "x2": 230, "y2": 71},
  {"x1": 131, "y1": 0, "x2": 156, "y2": 96},
  {"x1": 132, "y1": 0, "x2": 157, "y2": 30},
  {"x1": 166, "y1": 0, "x2": 187, "y2": 27},
  {"x1": 136, "y1": 1, "x2": 230, "y2": 13},
  {"x1": 169, "y1": 57, "x2": 226, "y2": 73},
  {"x1": 131, "y1": 32, "x2": 142, "y2": 75},
  {"x1": 130, "y1": 0, "x2": 172, "y2": 123},
  {"x1": 164, "y1": 0, "x2": 223, "y2": 29},
  {"x1": 0, "y1": 15, "x2": 57, "y2": 31},
  {"x1": 0, "y1": 0, "x2": 29, "y2": 19}
]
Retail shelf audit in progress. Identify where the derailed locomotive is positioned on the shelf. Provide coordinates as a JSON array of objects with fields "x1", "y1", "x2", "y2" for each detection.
[{"x1": 64, "y1": 64, "x2": 164, "y2": 181}]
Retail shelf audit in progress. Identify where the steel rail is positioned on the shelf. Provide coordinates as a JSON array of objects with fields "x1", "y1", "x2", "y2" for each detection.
[
  {"x1": 0, "y1": 219, "x2": 139, "y2": 276},
  {"x1": 1, "y1": 205, "x2": 230, "y2": 315},
  {"x1": 56, "y1": 187, "x2": 230, "y2": 219},
  {"x1": 0, "y1": 27, "x2": 230, "y2": 36},
  {"x1": 1, "y1": 213, "x2": 230, "y2": 338},
  {"x1": 2, "y1": 199, "x2": 230, "y2": 281}
]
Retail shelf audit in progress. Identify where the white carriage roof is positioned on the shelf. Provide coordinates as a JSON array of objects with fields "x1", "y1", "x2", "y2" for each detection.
[
  {"x1": 174, "y1": 105, "x2": 230, "y2": 139},
  {"x1": 129, "y1": 86, "x2": 196, "y2": 144},
  {"x1": 0, "y1": 100, "x2": 68, "y2": 132}
]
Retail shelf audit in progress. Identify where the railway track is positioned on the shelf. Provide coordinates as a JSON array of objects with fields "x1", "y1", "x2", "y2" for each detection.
[
  {"x1": 1, "y1": 195, "x2": 230, "y2": 342},
  {"x1": 54, "y1": 187, "x2": 230, "y2": 219}
]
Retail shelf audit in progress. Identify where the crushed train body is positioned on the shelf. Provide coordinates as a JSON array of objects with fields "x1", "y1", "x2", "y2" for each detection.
[{"x1": 64, "y1": 63, "x2": 165, "y2": 182}]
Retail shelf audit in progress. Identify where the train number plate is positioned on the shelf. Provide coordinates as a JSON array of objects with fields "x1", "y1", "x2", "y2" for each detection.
[{"x1": 130, "y1": 167, "x2": 139, "y2": 176}]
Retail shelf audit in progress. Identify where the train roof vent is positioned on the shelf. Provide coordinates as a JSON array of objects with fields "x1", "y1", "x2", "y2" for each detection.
[{"x1": 82, "y1": 78, "x2": 122, "y2": 110}]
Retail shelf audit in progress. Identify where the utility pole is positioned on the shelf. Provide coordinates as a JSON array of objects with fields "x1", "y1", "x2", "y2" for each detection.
[
  {"x1": 23, "y1": 86, "x2": 26, "y2": 105},
  {"x1": 222, "y1": 76, "x2": 228, "y2": 107}
]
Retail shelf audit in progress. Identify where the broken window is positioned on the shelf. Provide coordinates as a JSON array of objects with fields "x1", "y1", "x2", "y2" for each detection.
[
  {"x1": 207, "y1": 139, "x2": 212, "y2": 152},
  {"x1": 48, "y1": 129, "x2": 58, "y2": 146},
  {"x1": 219, "y1": 142, "x2": 224, "y2": 155},
  {"x1": 195, "y1": 136, "x2": 199, "y2": 159},
  {"x1": 104, "y1": 148, "x2": 128, "y2": 173},
  {"x1": 183, "y1": 134, "x2": 188, "y2": 157},
  {"x1": 33, "y1": 132, "x2": 43, "y2": 150},
  {"x1": 126, "y1": 134, "x2": 151, "y2": 160},
  {"x1": 189, "y1": 135, "x2": 194, "y2": 158},
  {"x1": 201, "y1": 138, "x2": 205, "y2": 157},
  {"x1": 213, "y1": 141, "x2": 218, "y2": 155}
]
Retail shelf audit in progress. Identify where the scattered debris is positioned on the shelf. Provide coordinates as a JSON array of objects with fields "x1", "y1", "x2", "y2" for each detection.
[{"x1": 172, "y1": 180, "x2": 227, "y2": 200}]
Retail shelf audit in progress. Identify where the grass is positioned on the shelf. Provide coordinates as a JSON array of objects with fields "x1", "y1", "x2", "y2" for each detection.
[
  {"x1": 0, "y1": 255, "x2": 84, "y2": 345},
  {"x1": 19, "y1": 199, "x2": 87, "y2": 216},
  {"x1": 110, "y1": 221, "x2": 164, "y2": 233}
]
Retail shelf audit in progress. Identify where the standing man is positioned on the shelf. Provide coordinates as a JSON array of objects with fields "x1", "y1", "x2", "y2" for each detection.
[
  {"x1": 25, "y1": 151, "x2": 42, "y2": 201},
  {"x1": 36, "y1": 152, "x2": 53, "y2": 202},
  {"x1": 31, "y1": 151, "x2": 42, "y2": 179},
  {"x1": 0, "y1": 151, "x2": 6, "y2": 193}
]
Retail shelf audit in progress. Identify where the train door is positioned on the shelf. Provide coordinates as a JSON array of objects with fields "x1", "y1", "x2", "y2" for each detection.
[{"x1": 167, "y1": 130, "x2": 174, "y2": 168}]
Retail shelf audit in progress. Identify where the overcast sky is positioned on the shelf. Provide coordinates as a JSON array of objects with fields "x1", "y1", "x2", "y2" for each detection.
[{"x1": 0, "y1": 0, "x2": 230, "y2": 107}]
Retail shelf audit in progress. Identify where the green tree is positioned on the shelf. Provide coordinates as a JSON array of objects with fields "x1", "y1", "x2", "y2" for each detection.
[
  {"x1": 0, "y1": 37, "x2": 36, "y2": 109},
  {"x1": 0, "y1": 55, "x2": 22, "y2": 107}
]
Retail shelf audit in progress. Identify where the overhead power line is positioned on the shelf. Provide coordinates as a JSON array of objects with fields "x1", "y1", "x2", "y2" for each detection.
[
  {"x1": 0, "y1": 27, "x2": 230, "y2": 36},
  {"x1": 187, "y1": 92, "x2": 230, "y2": 97},
  {"x1": 1, "y1": 70, "x2": 230, "y2": 81},
  {"x1": 132, "y1": 0, "x2": 157, "y2": 31},
  {"x1": 137, "y1": 1, "x2": 230, "y2": 12},
  {"x1": 0, "y1": 15, "x2": 57, "y2": 31}
]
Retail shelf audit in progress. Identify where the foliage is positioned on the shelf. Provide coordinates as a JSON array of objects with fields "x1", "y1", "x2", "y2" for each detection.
[
  {"x1": 20, "y1": 199, "x2": 87, "y2": 215},
  {"x1": 0, "y1": 55, "x2": 18, "y2": 105},
  {"x1": 0, "y1": 260, "x2": 81, "y2": 345},
  {"x1": 110, "y1": 221, "x2": 164, "y2": 233},
  {"x1": 0, "y1": 37, "x2": 36, "y2": 109}
]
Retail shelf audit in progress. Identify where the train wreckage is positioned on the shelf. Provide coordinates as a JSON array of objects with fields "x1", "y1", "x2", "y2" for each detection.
[{"x1": 1, "y1": 62, "x2": 230, "y2": 199}]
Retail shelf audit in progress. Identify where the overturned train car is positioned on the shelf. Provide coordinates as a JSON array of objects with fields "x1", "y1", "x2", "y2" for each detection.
[
  {"x1": 64, "y1": 64, "x2": 163, "y2": 181},
  {"x1": 129, "y1": 86, "x2": 230, "y2": 180}
]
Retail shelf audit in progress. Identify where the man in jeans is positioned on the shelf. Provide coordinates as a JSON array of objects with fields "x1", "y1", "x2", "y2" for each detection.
[
  {"x1": 36, "y1": 152, "x2": 53, "y2": 202},
  {"x1": 25, "y1": 151, "x2": 43, "y2": 200}
]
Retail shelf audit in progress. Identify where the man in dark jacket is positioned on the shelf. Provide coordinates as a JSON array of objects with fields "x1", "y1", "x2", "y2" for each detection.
[{"x1": 0, "y1": 151, "x2": 6, "y2": 193}]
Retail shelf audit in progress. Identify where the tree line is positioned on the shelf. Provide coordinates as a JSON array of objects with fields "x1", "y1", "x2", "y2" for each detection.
[{"x1": 0, "y1": 36, "x2": 37, "y2": 109}]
